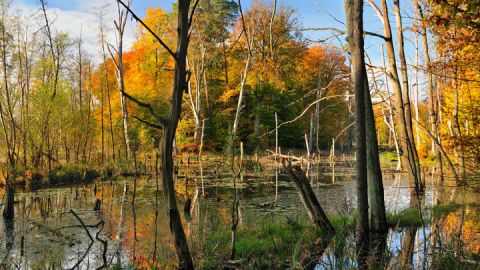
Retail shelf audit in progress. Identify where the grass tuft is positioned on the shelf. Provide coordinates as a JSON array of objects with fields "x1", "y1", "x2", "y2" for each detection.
[
  {"x1": 432, "y1": 203, "x2": 462, "y2": 216},
  {"x1": 387, "y1": 208, "x2": 424, "y2": 227}
]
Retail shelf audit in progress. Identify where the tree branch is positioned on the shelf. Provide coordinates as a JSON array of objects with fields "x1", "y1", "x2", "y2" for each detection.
[
  {"x1": 116, "y1": 0, "x2": 177, "y2": 60},
  {"x1": 367, "y1": 0, "x2": 384, "y2": 24},
  {"x1": 121, "y1": 90, "x2": 167, "y2": 127},
  {"x1": 188, "y1": 0, "x2": 201, "y2": 30},
  {"x1": 262, "y1": 96, "x2": 348, "y2": 137},
  {"x1": 131, "y1": 115, "x2": 164, "y2": 130},
  {"x1": 301, "y1": 27, "x2": 388, "y2": 40}
]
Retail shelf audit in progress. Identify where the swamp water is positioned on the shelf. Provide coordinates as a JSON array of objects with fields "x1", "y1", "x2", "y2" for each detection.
[{"x1": 0, "y1": 160, "x2": 479, "y2": 269}]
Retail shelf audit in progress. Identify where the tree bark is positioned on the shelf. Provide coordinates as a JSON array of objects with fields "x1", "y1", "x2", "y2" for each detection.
[
  {"x1": 283, "y1": 162, "x2": 334, "y2": 233},
  {"x1": 393, "y1": 0, "x2": 423, "y2": 190},
  {"x1": 452, "y1": 73, "x2": 466, "y2": 183},
  {"x1": 160, "y1": 0, "x2": 194, "y2": 268},
  {"x1": 364, "y1": 79, "x2": 387, "y2": 234},
  {"x1": 369, "y1": 0, "x2": 423, "y2": 194},
  {"x1": 111, "y1": 1, "x2": 132, "y2": 160},
  {"x1": 232, "y1": 52, "x2": 251, "y2": 137},
  {"x1": 232, "y1": 3, "x2": 252, "y2": 138},
  {"x1": 413, "y1": 0, "x2": 443, "y2": 181},
  {"x1": 345, "y1": 0, "x2": 369, "y2": 263}
]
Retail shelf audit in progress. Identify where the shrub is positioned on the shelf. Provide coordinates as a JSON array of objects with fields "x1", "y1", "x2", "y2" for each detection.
[{"x1": 24, "y1": 170, "x2": 45, "y2": 189}]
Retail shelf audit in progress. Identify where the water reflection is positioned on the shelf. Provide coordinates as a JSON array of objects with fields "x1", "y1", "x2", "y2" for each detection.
[{"x1": 0, "y1": 163, "x2": 478, "y2": 269}]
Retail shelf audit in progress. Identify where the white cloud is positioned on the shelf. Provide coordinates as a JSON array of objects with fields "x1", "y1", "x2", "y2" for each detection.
[{"x1": 12, "y1": 0, "x2": 138, "y2": 64}]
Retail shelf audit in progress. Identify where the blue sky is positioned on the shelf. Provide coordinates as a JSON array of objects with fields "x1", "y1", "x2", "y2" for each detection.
[
  {"x1": 13, "y1": 0, "x2": 426, "y2": 98},
  {"x1": 12, "y1": 0, "x2": 411, "y2": 55}
]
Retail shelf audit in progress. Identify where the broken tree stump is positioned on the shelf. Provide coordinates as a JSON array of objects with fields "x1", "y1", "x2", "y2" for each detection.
[{"x1": 283, "y1": 160, "x2": 335, "y2": 234}]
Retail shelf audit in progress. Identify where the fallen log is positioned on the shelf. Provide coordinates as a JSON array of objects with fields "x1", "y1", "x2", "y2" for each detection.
[
  {"x1": 282, "y1": 160, "x2": 335, "y2": 234},
  {"x1": 266, "y1": 150, "x2": 304, "y2": 161}
]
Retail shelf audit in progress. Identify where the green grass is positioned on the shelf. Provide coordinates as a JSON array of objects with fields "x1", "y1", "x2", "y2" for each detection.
[
  {"x1": 330, "y1": 215, "x2": 355, "y2": 230},
  {"x1": 432, "y1": 203, "x2": 462, "y2": 216},
  {"x1": 387, "y1": 208, "x2": 424, "y2": 227},
  {"x1": 202, "y1": 216, "x2": 328, "y2": 268}
]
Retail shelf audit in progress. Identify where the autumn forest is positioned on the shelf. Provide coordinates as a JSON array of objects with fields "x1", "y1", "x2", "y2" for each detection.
[{"x1": 0, "y1": 0, "x2": 479, "y2": 269}]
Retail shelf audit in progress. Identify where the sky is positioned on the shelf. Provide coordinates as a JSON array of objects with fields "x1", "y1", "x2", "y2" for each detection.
[
  {"x1": 13, "y1": 0, "x2": 347, "y2": 50},
  {"x1": 12, "y1": 0, "x2": 426, "y2": 98}
]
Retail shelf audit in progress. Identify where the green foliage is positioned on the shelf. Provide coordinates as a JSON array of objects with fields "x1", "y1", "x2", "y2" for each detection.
[{"x1": 47, "y1": 165, "x2": 99, "y2": 186}]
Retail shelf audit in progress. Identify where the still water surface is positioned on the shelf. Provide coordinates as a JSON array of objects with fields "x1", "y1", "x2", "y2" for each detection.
[{"x1": 0, "y1": 162, "x2": 478, "y2": 269}]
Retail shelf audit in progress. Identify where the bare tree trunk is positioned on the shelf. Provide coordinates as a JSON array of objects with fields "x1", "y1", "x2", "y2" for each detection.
[
  {"x1": 98, "y1": 7, "x2": 116, "y2": 161},
  {"x1": 413, "y1": 32, "x2": 421, "y2": 148},
  {"x1": 187, "y1": 40, "x2": 205, "y2": 143},
  {"x1": 315, "y1": 73, "x2": 322, "y2": 152},
  {"x1": 413, "y1": 0, "x2": 443, "y2": 181},
  {"x1": 275, "y1": 112, "x2": 279, "y2": 161},
  {"x1": 393, "y1": 0, "x2": 423, "y2": 190},
  {"x1": 308, "y1": 113, "x2": 314, "y2": 153},
  {"x1": 232, "y1": 52, "x2": 251, "y2": 138},
  {"x1": 160, "y1": 0, "x2": 194, "y2": 268},
  {"x1": 363, "y1": 50, "x2": 387, "y2": 234},
  {"x1": 364, "y1": 75, "x2": 387, "y2": 234},
  {"x1": 109, "y1": 1, "x2": 132, "y2": 160},
  {"x1": 383, "y1": 108, "x2": 402, "y2": 170},
  {"x1": 186, "y1": 55, "x2": 203, "y2": 143},
  {"x1": 452, "y1": 73, "x2": 466, "y2": 183},
  {"x1": 232, "y1": 3, "x2": 252, "y2": 138},
  {"x1": 369, "y1": 0, "x2": 423, "y2": 194},
  {"x1": 345, "y1": 0, "x2": 369, "y2": 264},
  {"x1": 115, "y1": 2, "x2": 195, "y2": 266}
]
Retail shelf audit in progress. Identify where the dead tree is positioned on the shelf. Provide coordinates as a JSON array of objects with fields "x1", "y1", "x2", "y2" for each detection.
[
  {"x1": 97, "y1": 7, "x2": 116, "y2": 161},
  {"x1": 232, "y1": 0, "x2": 253, "y2": 138},
  {"x1": 117, "y1": 0, "x2": 198, "y2": 268},
  {"x1": 108, "y1": 0, "x2": 132, "y2": 160},
  {"x1": 282, "y1": 161, "x2": 334, "y2": 233}
]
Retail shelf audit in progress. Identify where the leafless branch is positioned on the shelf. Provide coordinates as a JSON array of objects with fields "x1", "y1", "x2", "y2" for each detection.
[
  {"x1": 116, "y1": 0, "x2": 177, "y2": 60},
  {"x1": 188, "y1": 0, "x2": 201, "y2": 30},
  {"x1": 301, "y1": 27, "x2": 388, "y2": 40},
  {"x1": 262, "y1": 97, "x2": 348, "y2": 137},
  {"x1": 132, "y1": 115, "x2": 164, "y2": 130},
  {"x1": 367, "y1": 0, "x2": 384, "y2": 24},
  {"x1": 121, "y1": 91, "x2": 167, "y2": 127}
]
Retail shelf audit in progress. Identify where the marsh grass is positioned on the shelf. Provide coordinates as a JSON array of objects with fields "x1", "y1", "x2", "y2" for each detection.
[
  {"x1": 387, "y1": 207, "x2": 424, "y2": 227},
  {"x1": 201, "y1": 215, "x2": 329, "y2": 268},
  {"x1": 432, "y1": 203, "x2": 462, "y2": 216}
]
